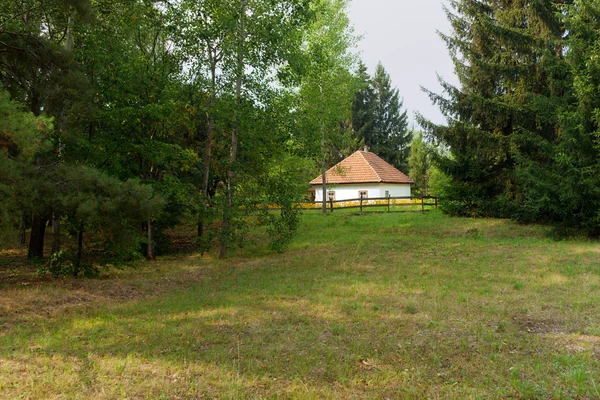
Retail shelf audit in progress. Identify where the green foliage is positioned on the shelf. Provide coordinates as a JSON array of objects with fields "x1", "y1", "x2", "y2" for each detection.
[
  {"x1": 419, "y1": 0, "x2": 563, "y2": 217},
  {"x1": 408, "y1": 131, "x2": 431, "y2": 195},
  {"x1": 39, "y1": 249, "x2": 100, "y2": 279},
  {"x1": 428, "y1": 166, "x2": 451, "y2": 198},
  {"x1": 513, "y1": 0, "x2": 600, "y2": 235},
  {"x1": 0, "y1": 89, "x2": 52, "y2": 245},
  {"x1": 1, "y1": 0, "x2": 362, "y2": 267},
  {"x1": 295, "y1": 0, "x2": 359, "y2": 210},
  {"x1": 368, "y1": 63, "x2": 411, "y2": 170},
  {"x1": 350, "y1": 61, "x2": 411, "y2": 169},
  {"x1": 257, "y1": 155, "x2": 308, "y2": 252},
  {"x1": 408, "y1": 131, "x2": 451, "y2": 198},
  {"x1": 419, "y1": 0, "x2": 600, "y2": 234},
  {"x1": 351, "y1": 61, "x2": 373, "y2": 149},
  {"x1": 0, "y1": 90, "x2": 52, "y2": 160}
]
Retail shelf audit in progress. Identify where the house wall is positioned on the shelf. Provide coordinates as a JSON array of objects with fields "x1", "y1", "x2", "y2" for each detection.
[{"x1": 313, "y1": 183, "x2": 411, "y2": 202}]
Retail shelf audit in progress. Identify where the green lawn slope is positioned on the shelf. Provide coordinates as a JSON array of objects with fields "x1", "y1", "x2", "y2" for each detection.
[{"x1": 1, "y1": 211, "x2": 600, "y2": 398}]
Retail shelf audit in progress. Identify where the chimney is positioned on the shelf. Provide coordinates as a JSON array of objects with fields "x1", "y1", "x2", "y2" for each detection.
[{"x1": 363, "y1": 146, "x2": 369, "y2": 152}]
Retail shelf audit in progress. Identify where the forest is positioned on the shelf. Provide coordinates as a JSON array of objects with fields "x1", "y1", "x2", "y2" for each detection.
[
  {"x1": 0, "y1": 0, "x2": 414, "y2": 275},
  {"x1": 3, "y1": 0, "x2": 600, "y2": 275}
]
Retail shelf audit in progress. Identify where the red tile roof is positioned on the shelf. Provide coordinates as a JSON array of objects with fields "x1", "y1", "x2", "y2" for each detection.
[{"x1": 310, "y1": 150, "x2": 414, "y2": 185}]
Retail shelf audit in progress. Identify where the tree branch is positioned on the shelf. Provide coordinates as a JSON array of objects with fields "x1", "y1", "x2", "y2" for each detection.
[{"x1": 0, "y1": 2, "x2": 44, "y2": 30}]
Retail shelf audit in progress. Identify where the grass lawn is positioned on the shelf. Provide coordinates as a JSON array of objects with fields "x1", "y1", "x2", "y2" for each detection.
[{"x1": 1, "y1": 211, "x2": 600, "y2": 399}]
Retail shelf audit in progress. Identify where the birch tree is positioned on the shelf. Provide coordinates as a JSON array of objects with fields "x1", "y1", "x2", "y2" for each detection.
[{"x1": 298, "y1": 0, "x2": 357, "y2": 213}]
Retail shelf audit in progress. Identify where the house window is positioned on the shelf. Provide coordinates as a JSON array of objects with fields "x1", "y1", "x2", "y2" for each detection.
[
  {"x1": 327, "y1": 190, "x2": 336, "y2": 201},
  {"x1": 359, "y1": 190, "x2": 368, "y2": 199},
  {"x1": 385, "y1": 190, "x2": 390, "y2": 198}
]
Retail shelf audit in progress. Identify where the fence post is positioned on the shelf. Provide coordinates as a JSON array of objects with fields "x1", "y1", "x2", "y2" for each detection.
[
  {"x1": 329, "y1": 198, "x2": 333, "y2": 213},
  {"x1": 387, "y1": 195, "x2": 390, "y2": 212},
  {"x1": 435, "y1": 196, "x2": 438, "y2": 209},
  {"x1": 360, "y1": 197, "x2": 363, "y2": 213},
  {"x1": 421, "y1": 195, "x2": 425, "y2": 213}
]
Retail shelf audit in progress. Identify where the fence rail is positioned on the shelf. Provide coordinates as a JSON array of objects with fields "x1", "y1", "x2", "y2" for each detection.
[
  {"x1": 306, "y1": 196, "x2": 439, "y2": 213},
  {"x1": 256, "y1": 196, "x2": 439, "y2": 213}
]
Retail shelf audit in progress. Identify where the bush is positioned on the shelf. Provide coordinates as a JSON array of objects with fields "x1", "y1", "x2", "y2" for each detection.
[{"x1": 38, "y1": 250, "x2": 99, "y2": 278}]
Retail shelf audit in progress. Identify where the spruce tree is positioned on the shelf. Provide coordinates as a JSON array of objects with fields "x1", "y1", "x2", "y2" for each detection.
[
  {"x1": 369, "y1": 62, "x2": 411, "y2": 170},
  {"x1": 419, "y1": 0, "x2": 566, "y2": 217},
  {"x1": 516, "y1": 0, "x2": 600, "y2": 235},
  {"x1": 351, "y1": 61, "x2": 374, "y2": 148}
]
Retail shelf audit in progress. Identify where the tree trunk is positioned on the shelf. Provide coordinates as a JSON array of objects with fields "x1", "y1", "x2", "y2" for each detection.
[
  {"x1": 220, "y1": 0, "x2": 246, "y2": 259},
  {"x1": 28, "y1": 212, "x2": 47, "y2": 260},
  {"x1": 199, "y1": 55, "x2": 218, "y2": 238},
  {"x1": 74, "y1": 229, "x2": 83, "y2": 276},
  {"x1": 65, "y1": 14, "x2": 74, "y2": 52},
  {"x1": 51, "y1": 212, "x2": 61, "y2": 254},
  {"x1": 321, "y1": 126, "x2": 327, "y2": 214},
  {"x1": 147, "y1": 218, "x2": 155, "y2": 260},
  {"x1": 19, "y1": 213, "x2": 27, "y2": 245}
]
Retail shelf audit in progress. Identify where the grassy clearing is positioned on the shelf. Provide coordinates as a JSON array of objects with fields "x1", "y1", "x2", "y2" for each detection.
[{"x1": 1, "y1": 211, "x2": 600, "y2": 399}]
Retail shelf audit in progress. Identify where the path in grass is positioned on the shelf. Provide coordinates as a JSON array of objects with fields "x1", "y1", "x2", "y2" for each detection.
[{"x1": 1, "y1": 211, "x2": 600, "y2": 399}]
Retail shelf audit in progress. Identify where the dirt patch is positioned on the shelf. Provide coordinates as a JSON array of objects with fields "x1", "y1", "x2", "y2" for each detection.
[
  {"x1": 0, "y1": 225, "x2": 215, "y2": 326},
  {"x1": 0, "y1": 262, "x2": 217, "y2": 328},
  {"x1": 0, "y1": 282, "x2": 143, "y2": 322},
  {"x1": 540, "y1": 333, "x2": 600, "y2": 359},
  {"x1": 513, "y1": 315, "x2": 568, "y2": 334}
]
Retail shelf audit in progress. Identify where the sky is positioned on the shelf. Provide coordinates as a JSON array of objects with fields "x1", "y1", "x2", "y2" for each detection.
[{"x1": 348, "y1": 0, "x2": 458, "y2": 128}]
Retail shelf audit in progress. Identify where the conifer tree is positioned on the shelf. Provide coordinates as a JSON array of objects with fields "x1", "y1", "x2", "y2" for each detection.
[
  {"x1": 351, "y1": 62, "x2": 410, "y2": 169},
  {"x1": 369, "y1": 63, "x2": 411, "y2": 170},
  {"x1": 351, "y1": 61, "x2": 373, "y2": 147},
  {"x1": 419, "y1": 0, "x2": 566, "y2": 217},
  {"x1": 516, "y1": 0, "x2": 600, "y2": 235}
]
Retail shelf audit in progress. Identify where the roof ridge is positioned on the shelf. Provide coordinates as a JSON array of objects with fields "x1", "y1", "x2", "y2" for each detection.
[
  {"x1": 358, "y1": 151, "x2": 382, "y2": 183},
  {"x1": 309, "y1": 149, "x2": 414, "y2": 185}
]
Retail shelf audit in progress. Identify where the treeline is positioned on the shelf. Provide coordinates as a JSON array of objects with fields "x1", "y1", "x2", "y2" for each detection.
[
  {"x1": 0, "y1": 0, "x2": 355, "y2": 273},
  {"x1": 421, "y1": 0, "x2": 600, "y2": 235},
  {"x1": 0, "y1": 0, "x2": 413, "y2": 274}
]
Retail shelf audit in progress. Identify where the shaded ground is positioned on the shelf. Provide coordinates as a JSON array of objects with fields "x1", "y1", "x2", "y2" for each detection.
[{"x1": 0, "y1": 225, "x2": 203, "y2": 324}]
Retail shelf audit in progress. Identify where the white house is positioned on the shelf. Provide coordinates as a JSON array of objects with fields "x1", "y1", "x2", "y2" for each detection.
[{"x1": 309, "y1": 150, "x2": 414, "y2": 202}]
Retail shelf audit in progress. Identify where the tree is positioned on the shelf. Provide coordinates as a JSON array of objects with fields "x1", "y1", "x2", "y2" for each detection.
[
  {"x1": 515, "y1": 0, "x2": 600, "y2": 235},
  {"x1": 0, "y1": 89, "x2": 51, "y2": 245},
  {"x1": 408, "y1": 131, "x2": 431, "y2": 196},
  {"x1": 350, "y1": 61, "x2": 410, "y2": 170},
  {"x1": 351, "y1": 60, "x2": 373, "y2": 148},
  {"x1": 169, "y1": 0, "x2": 241, "y2": 238},
  {"x1": 215, "y1": 0, "x2": 314, "y2": 257},
  {"x1": 0, "y1": 0, "x2": 369, "y2": 269},
  {"x1": 73, "y1": 0, "x2": 198, "y2": 259},
  {"x1": 369, "y1": 62, "x2": 411, "y2": 170},
  {"x1": 418, "y1": 0, "x2": 566, "y2": 217},
  {"x1": 297, "y1": 0, "x2": 358, "y2": 213},
  {"x1": 0, "y1": 0, "x2": 93, "y2": 259}
]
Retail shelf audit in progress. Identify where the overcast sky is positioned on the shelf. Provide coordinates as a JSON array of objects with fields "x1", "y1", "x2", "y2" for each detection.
[{"x1": 348, "y1": 0, "x2": 458, "y2": 128}]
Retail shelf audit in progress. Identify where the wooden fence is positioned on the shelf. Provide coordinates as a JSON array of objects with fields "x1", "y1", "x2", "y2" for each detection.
[{"x1": 300, "y1": 196, "x2": 439, "y2": 213}]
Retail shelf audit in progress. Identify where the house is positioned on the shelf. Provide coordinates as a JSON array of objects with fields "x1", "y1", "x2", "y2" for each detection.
[{"x1": 309, "y1": 150, "x2": 414, "y2": 202}]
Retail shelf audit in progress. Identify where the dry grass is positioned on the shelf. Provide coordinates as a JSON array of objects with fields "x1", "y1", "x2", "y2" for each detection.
[{"x1": 1, "y1": 211, "x2": 600, "y2": 399}]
